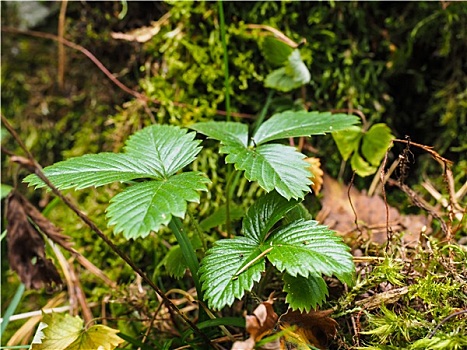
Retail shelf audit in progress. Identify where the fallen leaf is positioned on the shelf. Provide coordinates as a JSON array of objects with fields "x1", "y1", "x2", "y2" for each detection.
[
  {"x1": 304, "y1": 157, "x2": 324, "y2": 194},
  {"x1": 111, "y1": 12, "x2": 170, "y2": 43},
  {"x1": 317, "y1": 174, "x2": 429, "y2": 245},
  {"x1": 280, "y1": 309, "x2": 338, "y2": 350},
  {"x1": 30, "y1": 312, "x2": 124, "y2": 350},
  {"x1": 6, "y1": 192, "x2": 67, "y2": 289},
  {"x1": 232, "y1": 293, "x2": 279, "y2": 350}
]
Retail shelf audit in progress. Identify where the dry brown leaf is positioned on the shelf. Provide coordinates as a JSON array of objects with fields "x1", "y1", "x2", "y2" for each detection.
[
  {"x1": 280, "y1": 309, "x2": 338, "y2": 350},
  {"x1": 317, "y1": 174, "x2": 429, "y2": 245},
  {"x1": 304, "y1": 157, "x2": 324, "y2": 194},
  {"x1": 6, "y1": 192, "x2": 64, "y2": 290},
  {"x1": 232, "y1": 293, "x2": 279, "y2": 350},
  {"x1": 111, "y1": 12, "x2": 170, "y2": 43}
]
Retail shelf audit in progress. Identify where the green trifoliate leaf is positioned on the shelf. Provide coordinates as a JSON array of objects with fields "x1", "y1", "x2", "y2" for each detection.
[
  {"x1": 190, "y1": 121, "x2": 248, "y2": 147},
  {"x1": 224, "y1": 143, "x2": 311, "y2": 200},
  {"x1": 124, "y1": 124, "x2": 202, "y2": 177},
  {"x1": 265, "y1": 67, "x2": 301, "y2": 92},
  {"x1": 107, "y1": 172, "x2": 209, "y2": 239},
  {"x1": 350, "y1": 152, "x2": 378, "y2": 177},
  {"x1": 283, "y1": 273, "x2": 329, "y2": 312},
  {"x1": 199, "y1": 237, "x2": 265, "y2": 310},
  {"x1": 266, "y1": 220, "x2": 354, "y2": 286},
  {"x1": 24, "y1": 125, "x2": 209, "y2": 237},
  {"x1": 361, "y1": 123, "x2": 394, "y2": 166},
  {"x1": 242, "y1": 191, "x2": 299, "y2": 242},
  {"x1": 332, "y1": 126, "x2": 363, "y2": 161},
  {"x1": 253, "y1": 111, "x2": 360, "y2": 145},
  {"x1": 24, "y1": 153, "x2": 159, "y2": 190},
  {"x1": 261, "y1": 36, "x2": 294, "y2": 67}
]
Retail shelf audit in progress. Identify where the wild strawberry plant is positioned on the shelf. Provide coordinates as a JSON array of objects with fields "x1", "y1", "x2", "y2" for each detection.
[{"x1": 24, "y1": 111, "x2": 358, "y2": 314}]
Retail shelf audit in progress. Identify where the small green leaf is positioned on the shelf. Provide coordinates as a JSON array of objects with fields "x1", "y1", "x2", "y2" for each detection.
[
  {"x1": 283, "y1": 274, "x2": 329, "y2": 312},
  {"x1": 190, "y1": 121, "x2": 248, "y2": 147},
  {"x1": 242, "y1": 191, "x2": 299, "y2": 242},
  {"x1": 30, "y1": 313, "x2": 123, "y2": 350},
  {"x1": 161, "y1": 245, "x2": 187, "y2": 278},
  {"x1": 1, "y1": 183, "x2": 13, "y2": 199},
  {"x1": 265, "y1": 67, "x2": 302, "y2": 92},
  {"x1": 224, "y1": 143, "x2": 311, "y2": 200},
  {"x1": 107, "y1": 172, "x2": 209, "y2": 239},
  {"x1": 264, "y1": 50, "x2": 310, "y2": 92},
  {"x1": 361, "y1": 123, "x2": 395, "y2": 166},
  {"x1": 261, "y1": 36, "x2": 294, "y2": 67},
  {"x1": 332, "y1": 126, "x2": 363, "y2": 161},
  {"x1": 350, "y1": 152, "x2": 378, "y2": 177},
  {"x1": 200, "y1": 237, "x2": 265, "y2": 310},
  {"x1": 285, "y1": 50, "x2": 311, "y2": 85},
  {"x1": 254, "y1": 111, "x2": 360, "y2": 145},
  {"x1": 267, "y1": 220, "x2": 354, "y2": 284}
]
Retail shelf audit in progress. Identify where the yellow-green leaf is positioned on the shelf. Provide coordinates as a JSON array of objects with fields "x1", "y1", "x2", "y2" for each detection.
[
  {"x1": 350, "y1": 152, "x2": 378, "y2": 177},
  {"x1": 361, "y1": 123, "x2": 395, "y2": 166},
  {"x1": 31, "y1": 313, "x2": 124, "y2": 350},
  {"x1": 332, "y1": 126, "x2": 363, "y2": 161}
]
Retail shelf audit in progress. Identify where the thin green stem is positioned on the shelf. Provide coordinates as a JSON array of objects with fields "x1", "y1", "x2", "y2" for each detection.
[
  {"x1": 0, "y1": 283, "x2": 25, "y2": 337},
  {"x1": 168, "y1": 217, "x2": 202, "y2": 300},
  {"x1": 252, "y1": 90, "x2": 274, "y2": 137},
  {"x1": 218, "y1": 0, "x2": 231, "y2": 121},
  {"x1": 224, "y1": 169, "x2": 238, "y2": 236}
]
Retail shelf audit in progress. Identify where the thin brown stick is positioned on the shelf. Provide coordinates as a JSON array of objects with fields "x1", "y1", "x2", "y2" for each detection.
[
  {"x1": 380, "y1": 151, "x2": 393, "y2": 252},
  {"x1": 57, "y1": 0, "x2": 68, "y2": 89},
  {"x1": 347, "y1": 171, "x2": 363, "y2": 237},
  {"x1": 1, "y1": 115, "x2": 214, "y2": 348},
  {"x1": 393, "y1": 138, "x2": 453, "y2": 166}
]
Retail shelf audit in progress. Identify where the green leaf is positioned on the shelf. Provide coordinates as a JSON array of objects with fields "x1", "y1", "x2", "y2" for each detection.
[
  {"x1": 261, "y1": 36, "x2": 293, "y2": 67},
  {"x1": 242, "y1": 191, "x2": 299, "y2": 242},
  {"x1": 350, "y1": 152, "x2": 378, "y2": 177},
  {"x1": 161, "y1": 245, "x2": 187, "y2": 278},
  {"x1": 266, "y1": 220, "x2": 354, "y2": 285},
  {"x1": 224, "y1": 143, "x2": 311, "y2": 200},
  {"x1": 107, "y1": 172, "x2": 209, "y2": 239},
  {"x1": 264, "y1": 50, "x2": 310, "y2": 92},
  {"x1": 361, "y1": 123, "x2": 395, "y2": 166},
  {"x1": 253, "y1": 111, "x2": 360, "y2": 145},
  {"x1": 199, "y1": 237, "x2": 265, "y2": 310},
  {"x1": 285, "y1": 50, "x2": 311, "y2": 85},
  {"x1": 1, "y1": 183, "x2": 13, "y2": 199},
  {"x1": 24, "y1": 125, "x2": 209, "y2": 237},
  {"x1": 30, "y1": 313, "x2": 123, "y2": 350},
  {"x1": 283, "y1": 274, "x2": 329, "y2": 312},
  {"x1": 332, "y1": 126, "x2": 363, "y2": 161},
  {"x1": 124, "y1": 124, "x2": 202, "y2": 177},
  {"x1": 190, "y1": 121, "x2": 248, "y2": 147},
  {"x1": 24, "y1": 153, "x2": 160, "y2": 190}
]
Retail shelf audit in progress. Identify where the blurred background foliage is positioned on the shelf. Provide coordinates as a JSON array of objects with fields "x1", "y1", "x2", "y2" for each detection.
[{"x1": 1, "y1": 1, "x2": 466, "y2": 347}]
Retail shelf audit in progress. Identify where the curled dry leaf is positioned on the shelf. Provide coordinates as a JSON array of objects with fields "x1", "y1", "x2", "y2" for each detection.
[
  {"x1": 6, "y1": 192, "x2": 69, "y2": 290},
  {"x1": 280, "y1": 309, "x2": 338, "y2": 350},
  {"x1": 304, "y1": 157, "x2": 324, "y2": 194},
  {"x1": 232, "y1": 293, "x2": 280, "y2": 350}
]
